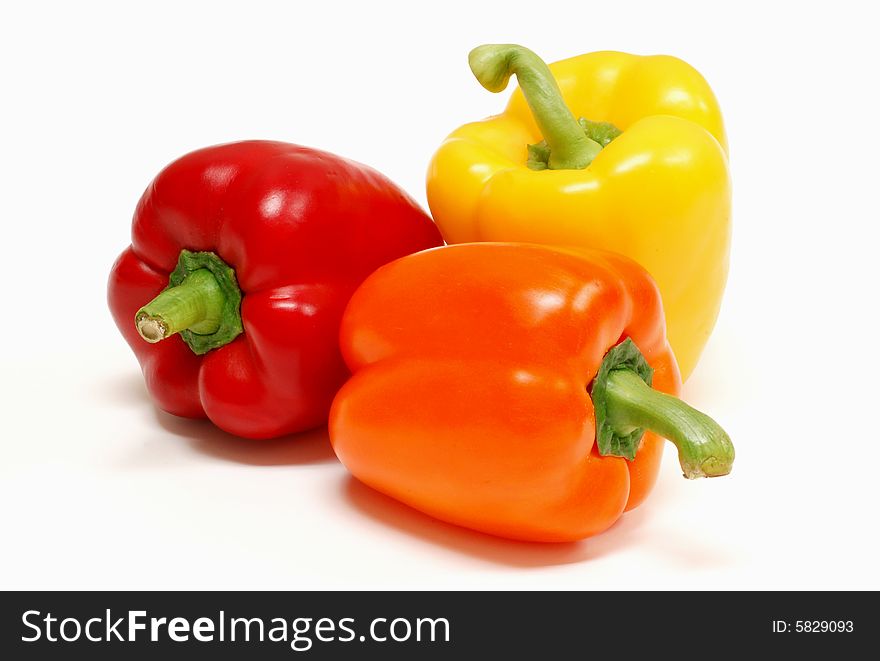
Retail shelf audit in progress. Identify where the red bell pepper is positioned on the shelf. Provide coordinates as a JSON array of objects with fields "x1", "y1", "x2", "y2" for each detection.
[{"x1": 108, "y1": 140, "x2": 442, "y2": 439}]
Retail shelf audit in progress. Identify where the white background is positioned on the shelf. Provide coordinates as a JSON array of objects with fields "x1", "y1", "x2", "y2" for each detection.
[{"x1": 2, "y1": 0, "x2": 878, "y2": 590}]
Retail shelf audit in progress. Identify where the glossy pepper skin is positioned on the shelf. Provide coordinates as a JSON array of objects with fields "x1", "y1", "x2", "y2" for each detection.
[
  {"x1": 108, "y1": 140, "x2": 442, "y2": 439},
  {"x1": 427, "y1": 46, "x2": 731, "y2": 380},
  {"x1": 330, "y1": 243, "x2": 735, "y2": 543}
]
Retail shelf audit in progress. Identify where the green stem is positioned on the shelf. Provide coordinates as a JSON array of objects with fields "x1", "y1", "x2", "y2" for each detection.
[
  {"x1": 134, "y1": 250, "x2": 244, "y2": 355},
  {"x1": 136, "y1": 269, "x2": 224, "y2": 342},
  {"x1": 590, "y1": 338, "x2": 734, "y2": 479},
  {"x1": 605, "y1": 370, "x2": 734, "y2": 479},
  {"x1": 469, "y1": 44, "x2": 602, "y2": 169}
]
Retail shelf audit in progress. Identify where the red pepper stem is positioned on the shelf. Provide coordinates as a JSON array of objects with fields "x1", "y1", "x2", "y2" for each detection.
[
  {"x1": 604, "y1": 369, "x2": 735, "y2": 479},
  {"x1": 135, "y1": 250, "x2": 243, "y2": 355},
  {"x1": 136, "y1": 269, "x2": 225, "y2": 343}
]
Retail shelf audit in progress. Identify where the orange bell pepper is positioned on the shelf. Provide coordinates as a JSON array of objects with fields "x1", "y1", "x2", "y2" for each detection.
[{"x1": 330, "y1": 244, "x2": 734, "y2": 542}]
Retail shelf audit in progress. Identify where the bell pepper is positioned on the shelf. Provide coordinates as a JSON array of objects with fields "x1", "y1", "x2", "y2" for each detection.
[
  {"x1": 330, "y1": 243, "x2": 733, "y2": 542},
  {"x1": 108, "y1": 140, "x2": 442, "y2": 439},
  {"x1": 426, "y1": 45, "x2": 731, "y2": 380}
]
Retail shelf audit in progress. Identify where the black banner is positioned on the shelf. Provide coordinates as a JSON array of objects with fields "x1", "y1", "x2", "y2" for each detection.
[{"x1": 0, "y1": 591, "x2": 868, "y2": 658}]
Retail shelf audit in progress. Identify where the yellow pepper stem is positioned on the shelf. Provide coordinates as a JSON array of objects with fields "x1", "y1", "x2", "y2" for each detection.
[{"x1": 469, "y1": 44, "x2": 603, "y2": 170}]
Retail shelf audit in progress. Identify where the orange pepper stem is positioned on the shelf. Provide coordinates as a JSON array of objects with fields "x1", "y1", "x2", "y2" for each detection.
[
  {"x1": 604, "y1": 370, "x2": 734, "y2": 479},
  {"x1": 468, "y1": 44, "x2": 604, "y2": 170},
  {"x1": 591, "y1": 339, "x2": 734, "y2": 479}
]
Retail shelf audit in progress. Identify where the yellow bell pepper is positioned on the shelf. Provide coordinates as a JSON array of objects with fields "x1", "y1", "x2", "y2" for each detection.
[{"x1": 426, "y1": 45, "x2": 731, "y2": 380}]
